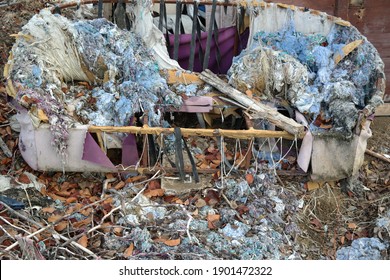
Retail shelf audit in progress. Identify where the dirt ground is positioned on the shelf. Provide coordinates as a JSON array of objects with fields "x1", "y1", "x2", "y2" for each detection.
[{"x1": 0, "y1": 1, "x2": 389, "y2": 260}]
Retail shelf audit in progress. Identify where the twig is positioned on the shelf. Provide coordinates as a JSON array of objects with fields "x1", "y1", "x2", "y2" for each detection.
[
  {"x1": 0, "y1": 201, "x2": 43, "y2": 228},
  {"x1": 0, "y1": 201, "x2": 97, "y2": 258},
  {"x1": 0, "y1": 135, "x2": 12, "y2": 157},
  {"x1": 0, "y1": 225, "x2": 16, "y2": 241},
  {"x1": 221, "y1": 193, "x2": 248, "y2": 224},
  {"x1": 0, "y1": 216, "x2": 36, "y2": 239},
  {"x1": 101, "y1": 177, "x2": 116, "y2": 199},
  {"x1": 365, "y1": 149, "x2": 390, "y2": 164},
  {"x1": 87, "y1": 172, "x2": 155, "y2": 234},
  {"x1": 5, "y1": 224, "x2": 51, "y2": 251},
  {"x1": 56, "y1": 234, "x2": 98, "y2": 259},
  {"x1": 179, "y1": 205, "x2": 194, "y2": 244}
]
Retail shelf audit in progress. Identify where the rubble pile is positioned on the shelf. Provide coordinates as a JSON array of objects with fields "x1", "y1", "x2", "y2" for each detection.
[
  {"x1": 336, "y1": 209, "x2": 390, "y2": 260},
  {"x1": 105, "y1": 169, "x2": 304, "y2": 260},
  {"x1": 8, "y1": 10, "x2": 182, "y2": 157},
  {"x1": 229, "y1": 20, "x2": 384, "y2": 136}
]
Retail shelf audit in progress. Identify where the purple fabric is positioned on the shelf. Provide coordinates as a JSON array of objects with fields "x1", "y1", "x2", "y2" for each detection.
[
  {"x1": 168, "y1": 27, "x2": 249, "y2": 74},
  {"x1": 122, "y1": 134, "x2": 139, "y2": 166},
  {"x1": 82, "y1": 132, "x2": 116, "y2": 169},
  {"x1": 179, "y1": 96, "x2": 213, "y2": 112}
]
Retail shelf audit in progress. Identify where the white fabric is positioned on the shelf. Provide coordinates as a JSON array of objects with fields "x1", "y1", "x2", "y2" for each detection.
[
  {"x1": 127, "y1": 1, "x2": 181, "y2": 70},
  {"x1": 311, "y1": 121, "x2": 372, "y2": 181},
  {"x1": 248, "y1": 3, "x2": 334, "y2": 47}
]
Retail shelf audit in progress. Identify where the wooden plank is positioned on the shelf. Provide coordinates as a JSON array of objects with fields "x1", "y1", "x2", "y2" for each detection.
[
  {"x1": 269, "y1": 0, "x2": 336, "y2": 15},
  {"x1": 165, "y1": 70, "x2": 204, "y2": 85},
  {"x1": 375, "y1": 103, "x2": 390, "y2": 117},
  {"x1": 88, "y1": 125, "x2": 300, "y2": 140},
  {"x1": 199, "y1": 69, "x2": 306, "y2": 138}
]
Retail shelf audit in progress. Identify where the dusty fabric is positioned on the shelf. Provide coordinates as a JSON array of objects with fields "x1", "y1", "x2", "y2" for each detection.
[
  {"x1": 230, "y1": 5, "x2": 384, "y2": 137},
  {"x1": 228, "y1": 46, "x2": 308, "y2": 103},
  {"x1": 8, "y1": 9, "x2": 182, "y2": 160},
  {"x1": 228, "y1": 3, "x2": 385, "y2": 180}
]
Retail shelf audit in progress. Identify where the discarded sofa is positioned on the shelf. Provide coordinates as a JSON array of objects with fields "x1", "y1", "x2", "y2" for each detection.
[{"x1": 3, "y1": 1, "x2": 385, "y2": 182}]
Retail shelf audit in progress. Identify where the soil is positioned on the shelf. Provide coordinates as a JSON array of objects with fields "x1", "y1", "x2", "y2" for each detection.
[{"x1": 0, "y1": 1, "x2": 389, "y2": 260}]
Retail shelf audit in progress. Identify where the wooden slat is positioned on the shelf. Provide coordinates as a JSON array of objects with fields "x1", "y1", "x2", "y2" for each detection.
[
  {"x1": 88, "y1": 125, "x2": 300, "y2": 140},
  {"x1": 375, "y1": 103, "x2": 390, "y2": 117}
]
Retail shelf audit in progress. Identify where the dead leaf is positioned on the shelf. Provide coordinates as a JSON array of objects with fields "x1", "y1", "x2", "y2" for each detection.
[
  {"x1": 305, "y1": 181, "x2": 322, "y2": 191},
  {"x1": 195, "y1": 198, "x2": 207, "y2": 208},
  {"x1": 125, "y1": 175, "x2": 147, "y2": 184},
  {"x1": 345, "y1": 232, "x2": 356, "y2": 241},
  {"x1": 163, "y1": 238, "x2": 181, "y2": 247},
  {"x1": 54, "y1": 221, "x2": 68, "y2": 232},
  {"x1": 78, "y1": 81, "x2": 93, "y2": 90},
  {"x1": 206, "y1": 198, "x2": 219, "y2": 207},
  {"x1": 77, "y1": 235, "x2": 88, "y2": 248},
  {"x1": 144, "y1": 188, "x2": 165, "y2": 198},
  {"x1": 174, "y1": 199, "x2": 184, "y2": 205},
  {"x1": 164, "y1": 195, "x2": 178, "y2": 203},
  {"x1": 205, "y1": 190, "x2": 220, "y2": 206},
  {"x1": 148, "y1": 180, "x2": 161, "y2": 190},
  {"x1": 124, "y1": 243, "x2": 134, "y2": 257},
  {"x1": 56, "y1": 190, "x2": 72, "y2": 197},
  {"x1": 47, "y1": 193, "x2": 66, "y2": 202},
  {"x1": 18, "y1": 174, "x2": 31, "y2": 184},
  {"x1": 192, "y1": 209, "x2": 199, "y2": 216},
  {"x1": 75, "y1": 92, "x2": 84, "y2": 98},
  {"x1": 245, "y1": 174, "x2": 254, "y2": 185},
  {"x1": 113, "y1": 227, "x2": 123, "y2": 236},
  {"x1": 114, "y1": 181, "x2": 126, "y2": 190},
  {"x1": 80, "y1": 188, "x2": 91, "y2": 197},
  {"x1": 105, "y1": 173, "x2": 114, "y2": 179},
  {"x1": 5, "y1": 126, "x2": 11, "y2": 135},
  {"x1": 100, "y1": 222, "x2": 112, "y2": 233},
  {"x1": 0, "y1": 158, "x2": 12, "y2": 165},
  {"x1": 310, "y1": 218, "x2": 322, "y2": 229},
  {"x1": 48, "y1": 214, "x2": 62, "y2": 223},
  {"x1": 207, "y1": 144, "x2": 216, "y2": 154},
  {"x1": 236, "y1": 204, "x2": 249, "y2": 215},
  {"x1": 72, "y1": 217, "x2": 92, "y2": 229},
  {"x1": 207, "y1": 214, "x2": 221, "y2": 229},
  {"x1": 39, "y1": 186, "x2": 47, "y2": 196},
  {"x1": 42, "y1": 207, "x2": 56, "y2": 214},
  {"x1": 348, "y1": 223, "x2": 358, "y2": 229},
  {"x1": 207, "y1": 214, "x2": 220, "y2": 222},
  {"x1": 80, "y1": 208, "x2": 93, "y2": 217},
  {"x1": 65, "y1": 197, "x2": 77, "y2": 204}
]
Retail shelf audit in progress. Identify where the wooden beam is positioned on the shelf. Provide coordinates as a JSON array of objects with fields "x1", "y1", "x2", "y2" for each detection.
[
  {"x1": 118, "y1": 166, "x2": 308, "y2": 177},
  {"x1": 365, "y1": 149, "x2": 390, "y2": 164},
  {"x1": 199, "y1": 69, "x2": 306, "y2": 138},
  {"x1": 375, "y1": 103, "x2": 390, "y2": 117},
  {"x1": 88, "y1": 125, "x2": 300, "y2": 140}
]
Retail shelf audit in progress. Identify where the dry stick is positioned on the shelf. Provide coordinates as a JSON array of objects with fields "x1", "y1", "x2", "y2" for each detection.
[
  {"x1": 0, "y1": 135, "x2": 12, "y2": 157},
  {"x1": 101, "y1": 177, "x2": 116, "y2": 199},
  {"x1": 221, "y1": 193, "x2": 248, "y2": 224},
  {"x1": 0, "y1": 215, "x2": 36, "y2": 239},
  {"x1": 199, "y1": 69, "x2": 306, "y2": 138},
  {"x1": 1, "y1": 202, "x2": 98, "y2": 258},
  {"x1": 0, "y1": 224, "x2": 16, "y2": 241},
  {"x1": 56, "y1": 234, "x2": 97, "y2": 258},
  {"x1": 365, "y1": 149, "x2": 390, "y2": 164},
  {"x1": 89, "y1": 125, "x2": 297, "y2": 140},
  {"x1": 87, "y1": 171, "x2": 160, "y2": 234}
]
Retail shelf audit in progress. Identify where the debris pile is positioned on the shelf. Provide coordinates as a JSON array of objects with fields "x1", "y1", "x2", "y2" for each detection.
[
  {"x1": 101, "y1": 168, "x2": 304, "y2": 260},
  {"x1": 229, "y1": 18, "x2": 384, "y2": 136},
  {"x1": 7, "y1": 10, "x2": 182, "y2": 157}
]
